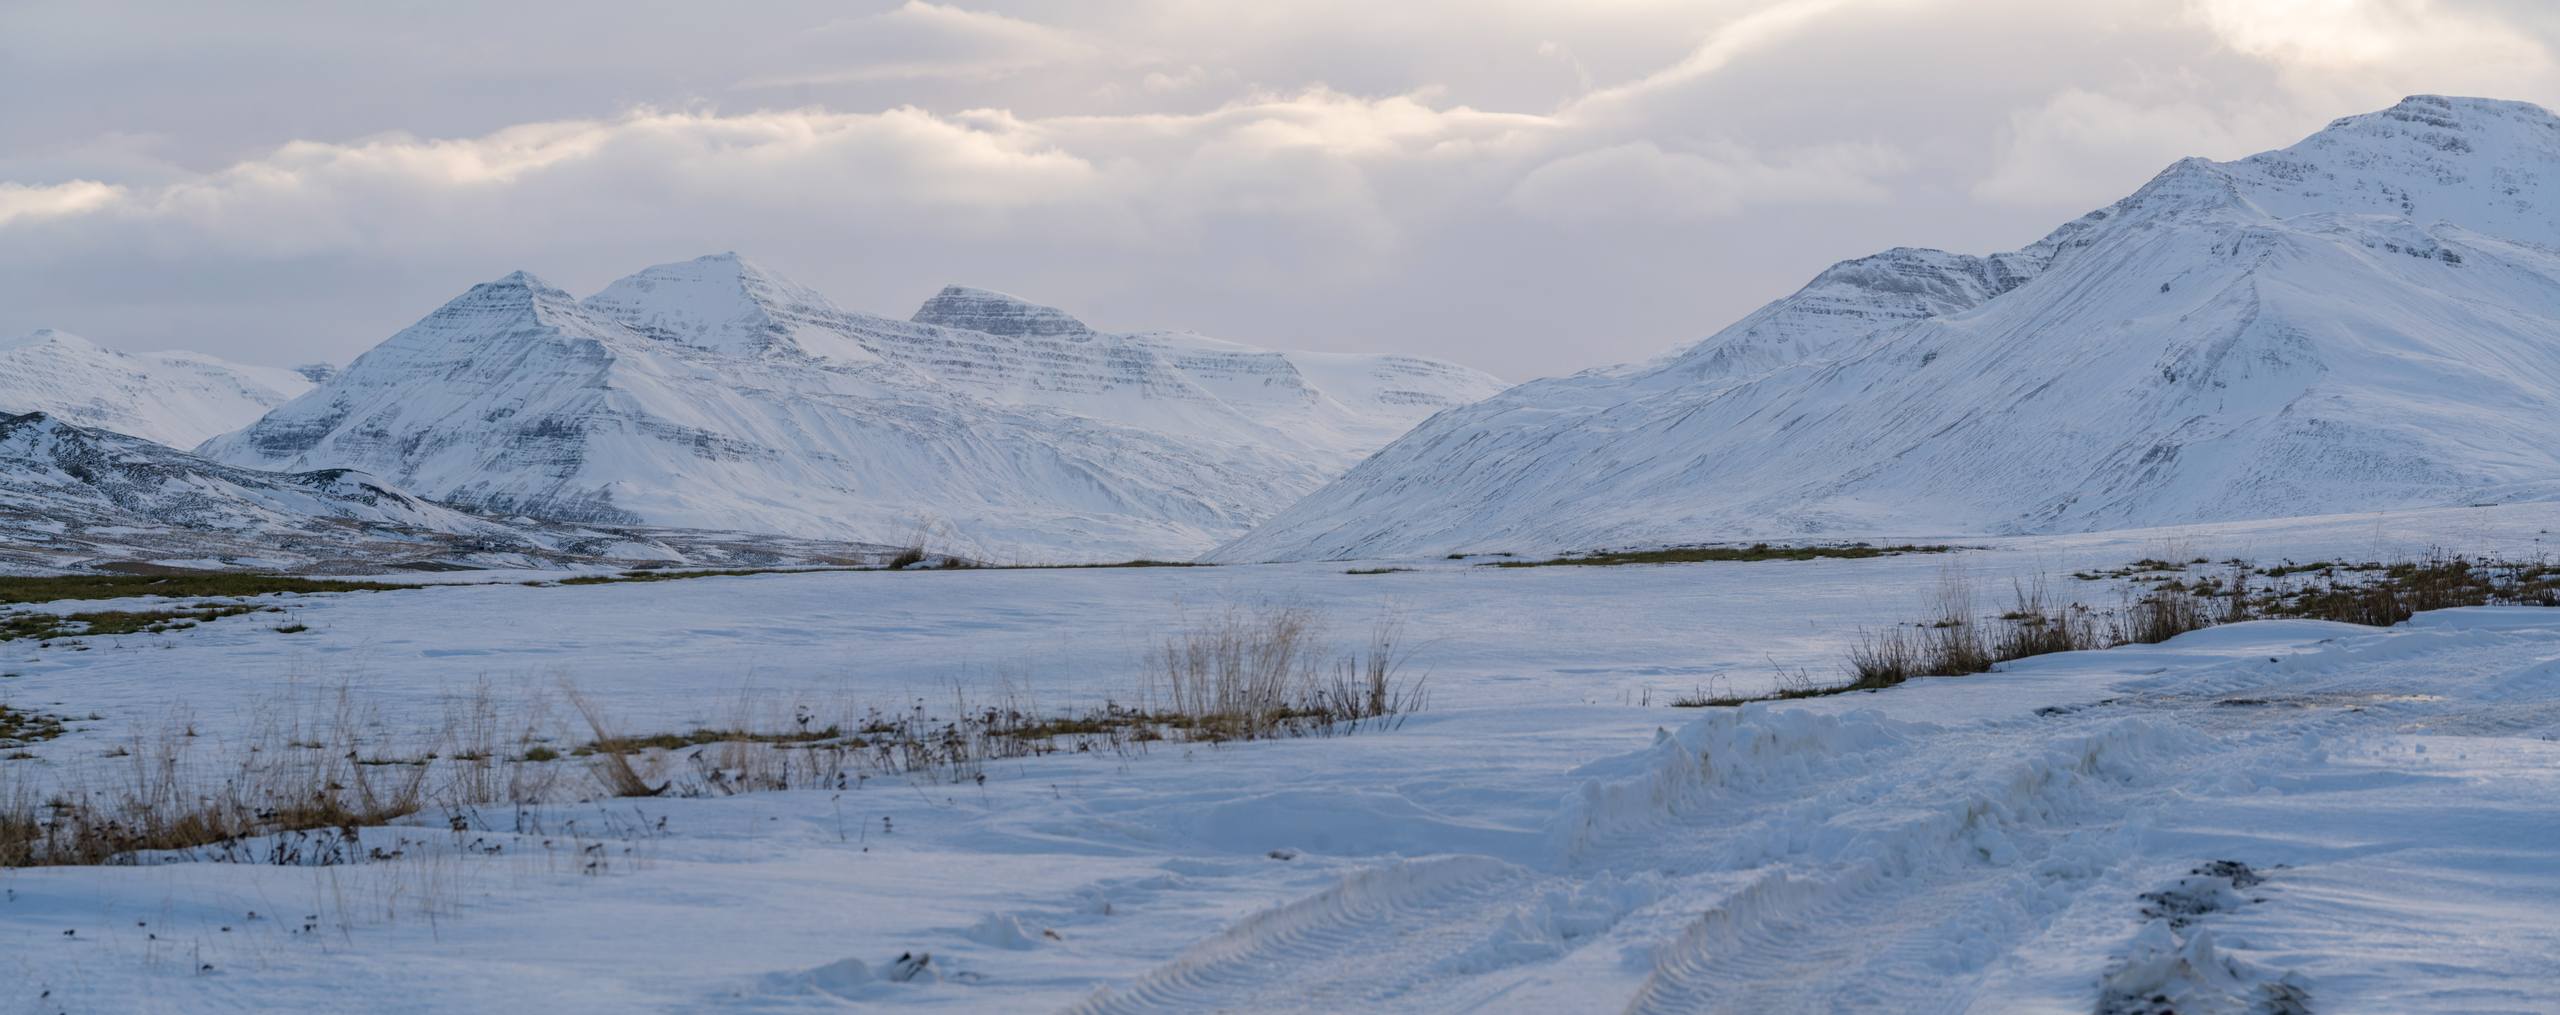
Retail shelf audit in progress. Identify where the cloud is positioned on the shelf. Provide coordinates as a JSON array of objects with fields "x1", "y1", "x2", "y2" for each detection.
[
  {"x1": 22, "y1": 107, "x2": 1105, "y2": 254},
  {"x1": 743, "y1": 2, "x2": 1105, "y2": 87},
  {"x1": 0, "y1": 181, "x2": 124, "y2": 226},
  {"x1": 1509, "y1": 140, "x2": 1903, "y2": 223},
  {"x1": 1575, "y1": 0, "x2": 1878, "y2": 113},
  {"x1": 1971, "y1": 89, "x2": 2294, "y2": 207},
  {"x1": 12, "y1": 0, "x2": 2560, "y2": 380},
  {"x1": 0, "y1": 89, "x2": 1564, "y2": 302},
  {"x1": 1973, "y1": 0, "x2": 2560, "y2": 209},
  {"x1": 2186, "y1": 0, "x2": 2546, "y2": 71},
  {"x1": 2183, "y1": 0, "x2": 2560, "y2": 101}
]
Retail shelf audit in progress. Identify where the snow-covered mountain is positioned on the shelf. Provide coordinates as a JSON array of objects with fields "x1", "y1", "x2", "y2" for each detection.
[
  {"x1": 586, "y1": 261, "x2": 1504, "y2": 477},
  {"x1": 0, "y1": 329, "x2": 310, "y2": 448},
  {"x1": 1, "y1": 410, "x2": 540, "y2": 572},
  {"x1": 1212, "y1": 95, "x2": 2560, "y2": 561},
  {"x1": 895, "y1": 284, "x2": 1509, "y2": 470},
  {"x1": 1, "y1": 411, "x2": 921, "y2": 574},
  {"x1": 202, "y1": 256, "x2": 1503, "y2": 561}
]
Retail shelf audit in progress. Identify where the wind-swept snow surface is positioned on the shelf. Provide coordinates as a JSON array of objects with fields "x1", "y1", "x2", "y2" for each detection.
[
  {"x1": 0, "y1": 329, "x2": 309, "y2": 448},
  {"x1": 202, "y1": 255, "x2": 1503, "y2": 562},
  {"x1": 1215, "y1": 95, "x2": 2560, "y2": 562},
  {"x1": 2, "y1": 506, "x2": 2557, "y2": 1011}
]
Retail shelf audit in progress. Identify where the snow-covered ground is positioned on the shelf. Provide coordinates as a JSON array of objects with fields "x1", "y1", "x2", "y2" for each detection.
[{"x1": 4, "y1": 504, "x2": 2558, "y2": 1011}]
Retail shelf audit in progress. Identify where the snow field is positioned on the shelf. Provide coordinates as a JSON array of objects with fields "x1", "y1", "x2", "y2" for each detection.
[{"x1": 1, "y1": 504, "x2": 2558, "y2": 1011}]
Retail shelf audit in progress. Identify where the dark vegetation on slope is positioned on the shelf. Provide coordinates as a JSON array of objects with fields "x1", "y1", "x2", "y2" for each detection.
[
  {"x1": 0, "y1": 572, "x2": 409, "y2": 605},
  {"x1": 553, "y1": 566, "x2": 871, "y2": 586},
  {"x1": 1, "y1": 555, "x2": 1211, "y2": 645},
  {"x1": 0, "y1": 705, "x2": 69, "y2": 752},
  {"x1": 547, "y1": 556, "x2": 1203, "y2": 587},
  {"x1": 1488, "y1": 543, "x2": 1952, "y2": 568},
  {"x1": 0, "y1": 573, "x2": 418, "y2": 643},
  {"x1": 1, "y1": 603, "x2": 287, "y2": 643}
]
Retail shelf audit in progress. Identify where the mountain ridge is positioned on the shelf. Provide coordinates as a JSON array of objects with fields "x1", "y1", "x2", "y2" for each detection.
[
  {"x1": 1208, "y1": 94, "x2": 2560, "y2": 562},
  {"x1": 0, "y1": 329, "x2": 310, "y2": 448},
  {"x1": 200, "y1": 256, "x2": 1504, "y2": 561},
  {"x1": 1, "y1": 410, "x2": 922, "y2": 575}
]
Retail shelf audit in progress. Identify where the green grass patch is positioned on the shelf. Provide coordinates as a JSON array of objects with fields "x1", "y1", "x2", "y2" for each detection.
[
  {"x1": 553, "y1": 566, "x2": 871, "y2": 586},
  {"x1": 0, "y1": 572, "x2": 410, "y2": 605},
  {"x1": 578, "y1": 725, "x2": 847, "y2": 755},
  {"x1": 1487, "y1": 542, "x2": 1951, "y2": 568},
  {"x1": 989, "y1": 559, "x2": 1209, "y2": 570},
  {"x1": 0, "y1": 705, "x2": 69, "y2": 748},
  {"x1": 551, "y1": 558, "x2": 1207, "y2": 586},
  {"x1": 1671, "y1": 684, "x2": 1847, "y2": 708},
  {"x1": 1, "y1": 603, "x2": 290, "y2": 642}
]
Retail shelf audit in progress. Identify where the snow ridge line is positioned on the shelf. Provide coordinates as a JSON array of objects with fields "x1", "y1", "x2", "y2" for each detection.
[
  {"x1": 1545, "y1": 706, "x2": 1913, "y2": 865},
  {"x1": 1622, "y1": 718, "x2": 2201, "y2": 1014},
  {"x1": 1062, "y1": 855, "x2": 1533, "y2": 1014}
]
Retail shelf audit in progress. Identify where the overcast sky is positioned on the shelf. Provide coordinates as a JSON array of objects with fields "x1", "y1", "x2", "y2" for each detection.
[{"x1": 6, "y1": 0, "x2": 2557, "y2": 380}]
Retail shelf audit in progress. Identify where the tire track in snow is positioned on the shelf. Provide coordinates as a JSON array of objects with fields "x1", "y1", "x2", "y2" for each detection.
[
  {"x1": 1065, "y1": 855, "x2": 1539, "y2": 1014},
  {"x1": 1622, "y1": 720, "x2": 2199, "y2": 1014},
  {"x1": 1070, "y1": 621, "x2": 2540, "y2": 1013},
  {"x1": 1067, "y1": 711, "x2": 2189, "y2": 1014}
]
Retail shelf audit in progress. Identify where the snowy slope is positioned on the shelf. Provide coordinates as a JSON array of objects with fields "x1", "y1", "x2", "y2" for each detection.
[
  {"x1": 203, "y1": 258, "x2": 1503, "y2": 561},
  {"x1": 587, "y1": 258, "x2": 1505, "y2": 476},
  {"x1": 896, "y1": 283, "x2": 1508, "y2": 470},
  {"x1": 0, "y1": 410, "x2": 545, "y2": 571},
  {"x1": 0, "y1": 329, "x2": 310, "y2": 448},
  {"x1": 0, "y1": 410, "x2": 915, "y2": 574},
  {"x1": 1214, "y1": 95, "x2": 2560, "y2": 561}
]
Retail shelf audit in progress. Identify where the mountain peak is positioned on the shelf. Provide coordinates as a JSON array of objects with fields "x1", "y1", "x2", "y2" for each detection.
[
  {"x1": 2, "y1": 328, "x2": 97, "y2": 353},
  {"x1": 451, "y1": 271, "x2": 579, "y2": 316},
  {"x1": 658, "y1": 250, "x2": 783, "y2": 285},
  {"x1": 582, "y1": 252, "x2": 857, "y2": 356},
  {"x1": 0, "y1": 333, "x2": 311, "y2": 448},
  {"x1": 489, "y1": 269, "x2": 564, "y2": 293},
  {"x1": 0, "y1": 410, "x2": 77, "y2": 446},
  {"x1": 379, "y1": 270, "x2": 602, "y2": 352},
  {"x1": 2291, "y1": 93, "x2": 2560, "y2": 153},
  {"x1": 912, "y1": 285, "x2": 1091, "y2": 338},
  {"x1": 2215, "y1": 93, "x2": 2560, "y2": 246},
  {"x1": 2381, "y1": 93, "x2": 2553, "y2": 124}
]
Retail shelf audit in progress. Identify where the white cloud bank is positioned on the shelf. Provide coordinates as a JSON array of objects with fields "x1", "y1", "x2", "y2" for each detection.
[{"x1": 7, "y1": 0, "x2": 2560, "y2": 378}]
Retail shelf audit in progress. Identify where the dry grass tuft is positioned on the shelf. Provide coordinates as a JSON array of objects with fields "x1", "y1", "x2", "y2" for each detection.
[
  {"x1": 5, "y1": 605, "x2": 1432, "y2": 867},
  {"x1": 1697, "y1": 550, "x2": 2560, "y2": 710}
]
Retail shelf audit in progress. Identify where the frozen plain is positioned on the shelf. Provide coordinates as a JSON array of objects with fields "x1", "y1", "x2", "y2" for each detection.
[{"x1": 2, "y1": 501, "x2": 2558, "y2": 1012}]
